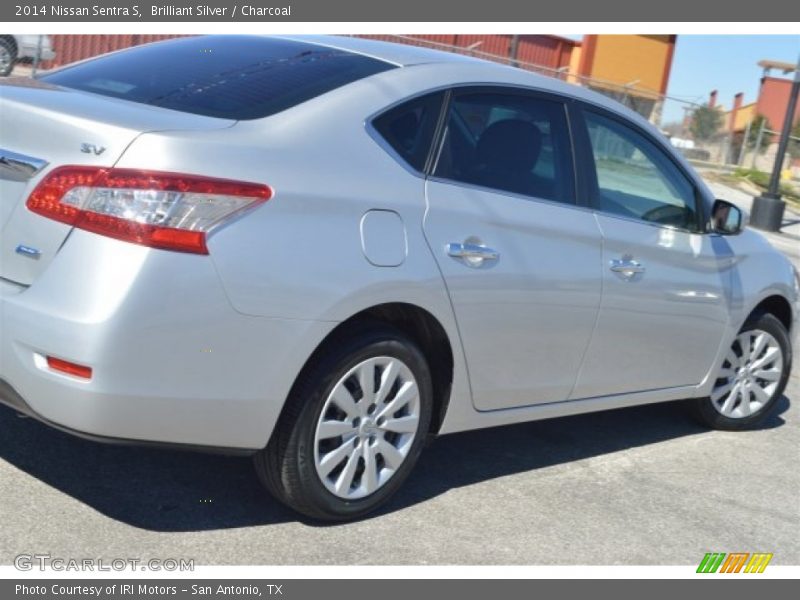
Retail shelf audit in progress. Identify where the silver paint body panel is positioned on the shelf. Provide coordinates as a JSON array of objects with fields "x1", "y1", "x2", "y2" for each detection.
[
  {"x1": 423, "y1": 179, "x2": 602, "y2": 410},
  {"x1": 0, "y1": 36, "x2": 796, "y2": 449}
]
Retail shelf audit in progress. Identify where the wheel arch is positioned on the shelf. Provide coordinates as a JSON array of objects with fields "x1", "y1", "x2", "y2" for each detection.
[
  {"x1": 747, "y1": 294, "x2": 793, "y2": 332},
  {"x1": 279, "y1": 302, "x2": 456, "y2": 440}
]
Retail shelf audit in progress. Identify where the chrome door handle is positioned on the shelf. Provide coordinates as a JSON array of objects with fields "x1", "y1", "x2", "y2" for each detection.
[
  {"x1": 610, "y1": 258, "x2": 645, "y2": 278},
  {"x1": 447, "y1": 242, "x2": 499, "y2": 266}
]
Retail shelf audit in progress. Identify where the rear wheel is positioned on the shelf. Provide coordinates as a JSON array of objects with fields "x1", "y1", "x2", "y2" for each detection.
[
  {"x1": 0, "y1": 38, "x2": 16, "y2": 77},
  {"x1": 692, "y1": 313, "x2": 791, "y2": 430},
  {"x1": 254, "y1": 325, "x2": 433, "y2": 521}
]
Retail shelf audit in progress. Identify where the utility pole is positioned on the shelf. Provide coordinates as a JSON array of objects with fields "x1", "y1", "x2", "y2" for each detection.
[{"x1": 750, "y1": 52, "x2": 800, "y2": 231}]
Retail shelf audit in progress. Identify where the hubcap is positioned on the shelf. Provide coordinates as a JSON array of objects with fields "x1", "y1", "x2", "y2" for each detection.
[
  {"x1": 711, "y1": 329, "x2": 783, "y2": 418},
  {"x1": 314, "y1": 356, "x2": 421, "y2": 500}
]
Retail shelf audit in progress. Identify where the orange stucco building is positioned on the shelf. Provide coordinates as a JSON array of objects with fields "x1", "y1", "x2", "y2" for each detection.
[{"x1": 723, "y1": 73, "x2": 800, "y2": 135}]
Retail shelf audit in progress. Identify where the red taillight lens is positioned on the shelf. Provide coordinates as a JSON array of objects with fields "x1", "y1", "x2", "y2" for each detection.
[
  {"x1": 46, "y1": 356, "x2": 93, "y2": 380},
  {"x1": 26, "y1": 167, "x2": 272, "y2": 254}
]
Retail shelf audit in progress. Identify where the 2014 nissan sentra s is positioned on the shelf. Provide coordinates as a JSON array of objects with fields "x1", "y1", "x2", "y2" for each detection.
[{"x1": 0, "y1": 35, "x2": 797, "y2": 520}]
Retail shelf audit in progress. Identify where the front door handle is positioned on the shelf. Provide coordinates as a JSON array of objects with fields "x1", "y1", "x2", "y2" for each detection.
[
  {"x1": 447, "y1": 242, "x2": 499, "y2": 267},
  {"x1": 610, "y1": 258, "x2": 645, "y2": 278}
]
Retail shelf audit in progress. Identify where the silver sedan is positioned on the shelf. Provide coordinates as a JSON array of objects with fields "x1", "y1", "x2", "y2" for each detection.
[{"x1": 0, "y1": 35, "x2": 797, "y2": 520}]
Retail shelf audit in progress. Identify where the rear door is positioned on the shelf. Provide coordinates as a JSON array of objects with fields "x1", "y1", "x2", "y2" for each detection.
[
  {"x1": 570, "y1": 107, "x2": 731, "y2": 399},
  {"x1": 422, "y1": 87, "x2": 603, "y2": 411}
]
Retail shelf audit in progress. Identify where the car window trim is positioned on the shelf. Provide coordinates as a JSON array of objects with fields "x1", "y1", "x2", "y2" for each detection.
[
  {"x1": 427, "y1": 84, "x2": 581, "y2": 208},
  {"x1": 573, "y1": 102, "x2": 708, "y2": 234},
  {"x1": 423, "y1": 89, "x2": 453, "y2": 175},
  {"x1": 365, "y1": 86, "x2": 453, "y2": 179}
]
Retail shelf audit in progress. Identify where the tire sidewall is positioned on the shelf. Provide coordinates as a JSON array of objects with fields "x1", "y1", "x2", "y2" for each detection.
[
  {"x1": 290, "y1": 330, "x2": 433, "y2": 520},
  {"x1": 0, "y1": 39, "x2": 16, "y2": 77}
]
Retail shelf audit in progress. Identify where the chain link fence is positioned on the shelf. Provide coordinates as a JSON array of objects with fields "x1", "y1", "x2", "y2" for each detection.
[
  {"x1": 356, "y1": 34, "x2": 692, "y2": 127},
  {"x1": 8, "y1": 33, "x2": 696, "y2": 127},
  {"x1": 355, "y1": 35, "x2": 800, "y2": 184},
  {"x1": 670, "y1": 114, "x2": 800, "y2": 183},
  {"x1": 6, "y1": 33, "x2": 797, "y2": 182}
]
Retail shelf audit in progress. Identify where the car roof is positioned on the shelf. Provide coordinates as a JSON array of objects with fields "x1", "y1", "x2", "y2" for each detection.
[
  {"x1": 274, "y1": 34, "x2": 486, "y2": 67},
  {"x1": 241, "y1": 35, "x2": 671, "y2": 149},
  {"x1": 275, "y1": 35, "x2": 631, "y2": 117}
]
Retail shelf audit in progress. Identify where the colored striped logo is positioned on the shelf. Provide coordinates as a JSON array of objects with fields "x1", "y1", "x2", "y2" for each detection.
[{"x1": 697, "y1": 552, "x2": 773, "y2": 573}]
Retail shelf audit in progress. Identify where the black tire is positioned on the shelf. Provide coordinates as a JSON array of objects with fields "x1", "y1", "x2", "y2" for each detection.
[
  {"x1": 691, "y1": 312, "x2": 792, "y2": 431},
  {"x1": 0, "y1": 38, "x2": 16, "y2": 77},
  {"x1": 254, "y1": 323, "x2": 433, "y2": 521}
]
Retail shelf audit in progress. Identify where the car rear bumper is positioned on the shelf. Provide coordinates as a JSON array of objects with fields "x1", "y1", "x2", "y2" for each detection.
[
  {"x1": 0, "y1": 378, "x2": 254, "y2": 455},
  {"x1": 0, "y1": 230, "x2": 335, "y2": 451}
]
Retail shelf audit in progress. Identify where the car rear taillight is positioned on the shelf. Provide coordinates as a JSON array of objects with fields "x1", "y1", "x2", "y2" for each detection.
[
  {"x1": 26, "y1": 167, "x2": 272, "y2": 254},
  {"x1": 46, "y1": 356, "x2": 93, "y2": 380}
]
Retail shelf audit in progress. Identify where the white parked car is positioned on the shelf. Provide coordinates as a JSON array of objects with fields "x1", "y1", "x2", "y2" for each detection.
[
  {"x1": 0, "y1": 35, "x2": 56, "y2": 77},
  {"x1": 0, "y1": 35, "x2": 797, "y2": 520}
]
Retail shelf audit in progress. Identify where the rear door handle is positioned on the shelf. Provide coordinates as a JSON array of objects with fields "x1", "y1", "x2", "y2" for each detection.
[
  {"x1": 610, "y1": 258, "x2": 645, "y2": 278},
  {"x1": 447, "y1": 242, "x2": 499, "y2": 267}
]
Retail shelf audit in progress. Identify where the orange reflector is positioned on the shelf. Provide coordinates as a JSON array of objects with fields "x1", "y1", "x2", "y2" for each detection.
[{"x1": 46, "y1": 356, "x2": 93, "y2": 380}]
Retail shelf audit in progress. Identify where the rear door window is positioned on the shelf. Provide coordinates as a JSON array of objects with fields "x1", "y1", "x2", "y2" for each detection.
[
  {"x1": 41, "y1": 36, "x2": 395, "y2": 120},
  {"x1": 433, "y1": 90, "x2": 575, "y2": 204}
]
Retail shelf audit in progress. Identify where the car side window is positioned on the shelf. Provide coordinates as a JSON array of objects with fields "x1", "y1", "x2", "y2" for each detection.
[
  {"x1": 372, "y1": 92, "x2": 446, "y2": 172},
  {"x1": 433, "y1": 91, "x2": 575, "y2": 204},
  {"x1": 584, "y1": 111, "x2": 699, "y2": 231}
]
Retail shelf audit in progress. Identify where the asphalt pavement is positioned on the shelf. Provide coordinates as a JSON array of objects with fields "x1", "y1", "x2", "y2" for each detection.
[{"x1": 0, "y1": 180, "x2": 798, "y2": 566}]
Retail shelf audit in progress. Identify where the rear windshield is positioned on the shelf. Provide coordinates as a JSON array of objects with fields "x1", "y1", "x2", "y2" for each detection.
[{"x1": 41, "y1": 36, "x2": 395, "y2": 120}]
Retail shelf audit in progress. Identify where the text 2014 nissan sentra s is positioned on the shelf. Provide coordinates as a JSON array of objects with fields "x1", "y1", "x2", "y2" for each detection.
[{"x1": 0, "y1": 35, "x2": 797, "y2": 520}]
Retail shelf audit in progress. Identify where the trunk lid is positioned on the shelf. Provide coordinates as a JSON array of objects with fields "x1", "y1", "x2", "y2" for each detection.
[{"x1": 0, "y1": 77, "x2": 234, "y2": 285}]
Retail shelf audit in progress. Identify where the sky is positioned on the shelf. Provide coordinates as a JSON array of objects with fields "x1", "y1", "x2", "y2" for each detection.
[
  {"x1": 561, "y1": 34, "x2": 799, "y2": 124},
  {"x1": 663, "y1": 35, "x2": 800, "y2": 123}
]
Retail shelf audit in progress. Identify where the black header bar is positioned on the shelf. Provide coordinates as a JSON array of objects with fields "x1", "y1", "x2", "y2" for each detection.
[{"x1": 3, "y1": 0, "x2": 800, "y2": 22}]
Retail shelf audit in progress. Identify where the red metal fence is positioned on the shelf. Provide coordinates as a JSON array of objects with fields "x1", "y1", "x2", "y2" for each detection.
[
  {"x1": 358, "y1": 34, "x2": 576, "y2": 70},
  {"x1": 40, "y1": 34, "x2": 576, "y2": 72},
  {"x1": 41, "y1": 34, "x2": 185, "y2": 68}
]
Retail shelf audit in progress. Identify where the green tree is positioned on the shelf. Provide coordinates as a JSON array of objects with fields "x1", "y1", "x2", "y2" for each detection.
[
  {"x1": 789, "y1": 120, "x2": 800, "y2": 159},
  {"x1": 746, "y1": 114, "x2": 774, "y2": 151},
  {"x1": 690, "y1": 104, "x2": 724, "y2": 141}
]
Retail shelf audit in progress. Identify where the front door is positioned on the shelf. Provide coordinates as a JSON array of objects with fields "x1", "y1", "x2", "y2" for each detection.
[{"x1": 571, "y1": 108, "x2": 731, "y2": 399}]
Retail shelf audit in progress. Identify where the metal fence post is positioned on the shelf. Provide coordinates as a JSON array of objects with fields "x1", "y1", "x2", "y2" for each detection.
[
  {"x1": 31, "y1": 35, "x2": 43, "y2": 77},
  {"x1": 509, "y1": 34, "x2": 520, "y2": 68},
  {"x1": 738, "y1": 120, "x2": 751, "y2": 166},
  {"x1": 751, "y1": 119, "x2": 766, "y2": 170}
]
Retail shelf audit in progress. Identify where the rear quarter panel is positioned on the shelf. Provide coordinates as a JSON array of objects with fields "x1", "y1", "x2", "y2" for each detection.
[{"x1": 114, "y1": 65, "x2": 478, "y2": 435}]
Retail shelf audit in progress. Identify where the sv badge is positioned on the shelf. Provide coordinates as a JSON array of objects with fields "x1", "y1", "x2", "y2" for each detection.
[{"x1": 80, "y1": 143, "x2": 106, "y2": 156}]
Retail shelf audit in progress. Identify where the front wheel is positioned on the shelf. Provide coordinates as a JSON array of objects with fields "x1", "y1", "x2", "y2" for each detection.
[
  {"x1": 692, "y1": 312, "x2": 792, "y2": 430},
  {"x1": 254, "y1": 325, "x2": 433, "y2": 521}
]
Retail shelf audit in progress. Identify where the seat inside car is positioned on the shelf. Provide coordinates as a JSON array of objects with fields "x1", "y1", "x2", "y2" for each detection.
[{"x1": 468, "y1": 119, "x2": 554, "y2": 199}]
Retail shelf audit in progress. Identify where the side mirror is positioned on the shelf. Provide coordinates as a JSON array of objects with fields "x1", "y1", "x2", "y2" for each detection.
[{"x1": 711, "y1": 199, "x2": 743, "y2": 235}]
